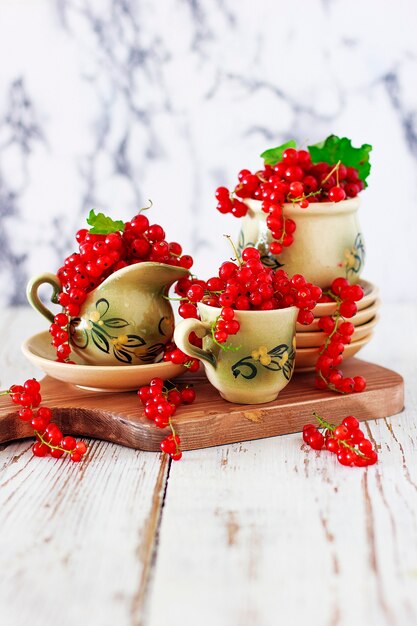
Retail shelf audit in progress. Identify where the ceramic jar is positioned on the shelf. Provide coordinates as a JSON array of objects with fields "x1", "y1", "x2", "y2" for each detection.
[
  {"x1": 238, "y1": 197, "x2": 365, "y2": 289},
  {"x1": 174, "y1": 302, "x2": 298, "y2": 404},
  {"x1": 27, "y1": 262, "x2": 189, "y2": 366}
]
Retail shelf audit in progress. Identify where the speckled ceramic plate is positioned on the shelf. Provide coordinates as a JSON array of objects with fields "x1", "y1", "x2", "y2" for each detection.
[
  {"x1": 22, "y1": 331, "x2": 186, "y2": 392},
  {"x1": 296, "y1": 299, "x2": 380, "y2": 332},
  {"x1": 296, "y1": 315, "x2": 379, "y2": 349},
  {"x1": 294, "y1": 334, "x2": 373, "y2": 371}
]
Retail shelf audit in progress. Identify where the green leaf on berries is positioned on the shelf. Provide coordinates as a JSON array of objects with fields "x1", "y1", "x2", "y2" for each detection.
[
  {"x1": 260, "y1": 140, "x2": 297, "y2": 165},
  {"x1": 87, "y1": 209, "x2": 125, "y2": 234},
  {"x1": 308, "y1": 135, "x2": 372, "y2": 185}
]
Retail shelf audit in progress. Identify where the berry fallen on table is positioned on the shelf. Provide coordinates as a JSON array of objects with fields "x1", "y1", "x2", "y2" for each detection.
[
  {"x1": 1, "y1": 379, "x2": 88, "y2": 462},
  {"x1": 302, "y1": 411, "x2": 378, "y2": 467},
  {"x1": 138, "y1": 378, "x2": 197, "y2": 461}
]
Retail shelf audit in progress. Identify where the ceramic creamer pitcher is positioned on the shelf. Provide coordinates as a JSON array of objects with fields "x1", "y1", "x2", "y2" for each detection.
[{"x1": 27, "y1": 262, "x2": 189, "y2": 366}]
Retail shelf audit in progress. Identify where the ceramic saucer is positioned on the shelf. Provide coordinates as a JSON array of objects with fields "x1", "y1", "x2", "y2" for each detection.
[{"x1": 22, "y1": 331, "x2": 186, "y2": 392}]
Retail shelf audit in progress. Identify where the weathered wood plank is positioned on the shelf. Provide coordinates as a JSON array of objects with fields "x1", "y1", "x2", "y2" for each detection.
[
  {"x1": 144, "y1": 301, "x2": 417, "y2": 626},
  {"x1": 0, "y1": 308, "x2": 168, "y2": 626}
]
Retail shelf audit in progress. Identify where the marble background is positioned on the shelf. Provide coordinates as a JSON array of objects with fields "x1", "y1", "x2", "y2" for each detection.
[{"x1": 0, "y1": 0, "x2": 416, "y2": 306}]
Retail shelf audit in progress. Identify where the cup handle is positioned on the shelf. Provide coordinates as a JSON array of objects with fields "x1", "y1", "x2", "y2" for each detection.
[
  {"x1": 174, "y1": 318, "x2": 217, "y2": 368},
  {"x1": 26, "y1": 273, "x2": 62, "y2": 323}
]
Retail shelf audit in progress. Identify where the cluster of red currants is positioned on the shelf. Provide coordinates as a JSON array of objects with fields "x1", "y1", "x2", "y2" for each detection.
[
  {"x1": 138, "y1": 377, "x2": 196, "y2": 460},
  {"x1": 3, "y1": 379, "x2": 88, "y2": 461},
  {"x1": 303, "y1": 412, "x2": 378, "y2": 466},
  {"x1": 50, "y1": 209, "x2": 194, "y2": 363},
  {"x1": 175, "y1": 246, "x2": 322, "y2": 339},
  {"x1": 216, "y1": 149, "x2": 363, "y2": 255},
  {"x1": 315, "y1": 278, "x2": 366, "y2": 394},
  {"x1": 216, "y1": 148, "x2": 363, "y2": 214}
]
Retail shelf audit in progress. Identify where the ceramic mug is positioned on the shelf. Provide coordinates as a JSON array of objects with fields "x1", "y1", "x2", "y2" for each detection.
[
  {"x1": 174, "y1": 302, "x2": 298, "y2": 404},
  {"x1": 238, "y1": 197, "x2": 365, "y2": 289}
]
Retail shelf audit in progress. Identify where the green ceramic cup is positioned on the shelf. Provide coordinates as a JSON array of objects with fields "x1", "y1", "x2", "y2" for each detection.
[
  {"x1": 27, "y1": 262, "x2": 189, "y2": 366},
  {"x1": 174, "y1": 302, "x2": 298, "y2": 404}
]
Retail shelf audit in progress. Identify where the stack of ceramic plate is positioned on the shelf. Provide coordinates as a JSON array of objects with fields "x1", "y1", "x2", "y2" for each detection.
[{"x1": 295, "y1": 279, "x2": 379, "y2": 371}]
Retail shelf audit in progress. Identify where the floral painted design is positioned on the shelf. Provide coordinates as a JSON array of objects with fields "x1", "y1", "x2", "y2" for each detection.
[
  {"x1": 231, "y1": 343, "x2": 295, "y2": 381},
  {"x1": 70, "y1": 298, "x2": 165, "y2": 364},
  {"x1": 340, "y1": 233, "x2": 365, "y2": 279}
]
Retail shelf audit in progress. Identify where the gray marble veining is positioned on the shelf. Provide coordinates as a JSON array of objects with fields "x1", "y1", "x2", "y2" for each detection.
[{"x1": 0, "y1": 0, "x2": 416, "y2": 307}]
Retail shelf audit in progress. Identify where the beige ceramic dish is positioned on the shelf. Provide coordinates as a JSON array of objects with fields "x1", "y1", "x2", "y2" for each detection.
[
  {"x1": 294, "y1": 334, "x2": 373, "y2": 371},
  {"x1": 22, "y1": 331, "x2": 186, "y2": 392},
  {"x1": 311, "y1": 279, "x2": 378, "y2": 317},
  {"x1": 296, "y1": 299, "x2": 380, "y2": 332},
  {"x1": 296, "y1": 315, "x2": 379, "y2": 349}
]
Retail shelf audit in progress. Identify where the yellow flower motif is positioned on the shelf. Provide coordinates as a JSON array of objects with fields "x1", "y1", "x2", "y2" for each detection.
[
  {"x1": 278, "y1": 351, "x2": 289, "y2": 366},
  {"x1": 251, "y1": 346, "x2": 270, "y2": 365},
  {"x1": 111, "y1": 334, "x2": 129, "y2": 348},
  {"x1": 341, "y1": 248, "x2": 357, "y2": 270},
  {"x1": 251, "y1": 345, "x2": 268, "y2": 359},
  {"x1": 260, "y1": 354, "x2": 272, "y2": 366},
  {"x1": 89, "y1": 311, "x2": 101, "y2": 323}
]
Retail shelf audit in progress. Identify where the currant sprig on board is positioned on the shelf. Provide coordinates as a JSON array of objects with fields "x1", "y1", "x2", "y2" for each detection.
[{"x1": 1, "y1": 378, "x2": 88, "y2": 461}]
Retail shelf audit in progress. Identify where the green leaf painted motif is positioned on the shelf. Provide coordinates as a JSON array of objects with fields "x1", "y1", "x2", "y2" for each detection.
[
  {"x1": 231, "y1": 357, "x2": 258, "y2": 380},
  {"x1": 87, "y1": 209, "x2": 125, "y2": 234},
  {"x1": 308, "y1": 135, "x2": 372, "y2": 185},
  {"x1": 231, "y1": 343, "x2": 295, "y2": 381},
  {"x1": 95, "y1": 298, "x2": 110, "y2": 318},
  {"x1": 113, "y1": 348, "x2": 133, "y2": 364},
  {"x1": 103, "y1": 318, "x2": 130, "y2": 329},
  {"x1": 91, "y1": 327, "x2": 110, "y2": 353},
  {"x1": 124, "y1": 335, "x2": 146, "y2": 348},
  {"x1": 69, "y1": 318, "x2": 89, "y2": 349},
  {"x1": 260, "y1": 140, "x2": 297, "y2": 165}
]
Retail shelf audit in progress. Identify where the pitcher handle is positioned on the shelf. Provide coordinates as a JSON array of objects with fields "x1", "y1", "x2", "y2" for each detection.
[
  {"x1": 26, "y1": 273, "x2": 62, "y2": 323},
  {"x1": 174, "y1": 318, "x2": 217, "y2": 368}
]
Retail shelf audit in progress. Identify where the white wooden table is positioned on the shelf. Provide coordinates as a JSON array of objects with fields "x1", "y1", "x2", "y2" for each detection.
[{"x1": 1, "y1": 304, "x2": 416, "y2": 626}]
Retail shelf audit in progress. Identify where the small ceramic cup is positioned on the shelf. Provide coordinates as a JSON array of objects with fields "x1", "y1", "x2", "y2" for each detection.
[{"x1": 174, "y1": 302, "x2": 298, "y2": 404}]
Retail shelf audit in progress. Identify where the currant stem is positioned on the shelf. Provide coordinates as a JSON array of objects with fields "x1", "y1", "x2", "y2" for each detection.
[
  {"x1": 139, "y1": 199, "x2": 153, "y2": 214},
  {"x1": 312, "y1": 411, "x2": 370, "y2": 459},
  {"x1": 223, "y1": 234, "x2": 242, "y2": 267},
  {"x1": 35, "y1": 430, "x2": 75, "y2": 455},
  {"x1": 321, "y1": 160, "x2": 341, "y2": 186}
]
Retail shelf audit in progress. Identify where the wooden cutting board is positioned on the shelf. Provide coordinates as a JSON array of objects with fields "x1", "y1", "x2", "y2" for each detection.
[{"x1": 0, "y1": 359, "x2": 404, "y2": 451}]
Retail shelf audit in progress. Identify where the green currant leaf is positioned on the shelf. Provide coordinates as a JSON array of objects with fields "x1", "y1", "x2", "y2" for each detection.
[
  {"x1": 86, "y1": 209, "x2": 125, "y2": 234},
  {"x1": 260, "y1": 140, "x2": 297, "y2": 165},
  {"x1": 308, "y1": 135, "x2": 372, "y2": 185}
]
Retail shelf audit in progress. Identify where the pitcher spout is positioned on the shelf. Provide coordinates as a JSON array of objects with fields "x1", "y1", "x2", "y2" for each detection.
[{"x1": 101, "y1": 261, "x2": 190, "y2": 294}]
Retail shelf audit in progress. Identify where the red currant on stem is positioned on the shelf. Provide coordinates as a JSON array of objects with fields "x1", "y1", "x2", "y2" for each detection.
[
  {"x1": 2, "y1": 378, "x2": 88, "y2": 462},
  {"x1": 302, "y1": 411, "x2": 378, "y2": 467}
]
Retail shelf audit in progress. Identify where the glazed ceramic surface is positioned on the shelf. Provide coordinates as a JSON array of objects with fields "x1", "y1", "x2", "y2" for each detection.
[
  {"x1": 174, "y1": 302, "x2": 298, "y2": 404},
  {"x1": 22, "y1": 331, "x2": 186, "y2": 391},
  {"x1": 294, "y1": 334, "x2": 373, "y2": 371},
  {"x1": 239, "y1": 197, "x2": 365, "y2": 289},
  {"x1": 27, "y1": 262, "x2": 189, "y2": 366},
  {"x1": 296, "y1": 315, "x2": 379, "y2": 349},
  {"x1": 296, "y1": 299, "x2": 380, "y2": 332}
]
